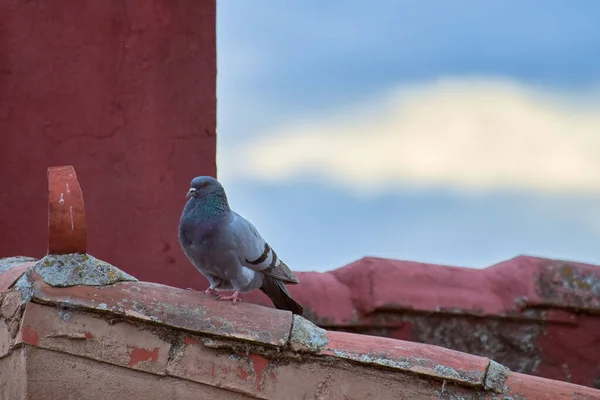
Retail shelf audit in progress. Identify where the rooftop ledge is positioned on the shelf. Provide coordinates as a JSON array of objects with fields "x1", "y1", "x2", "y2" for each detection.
[
  {"x1": 1, "y1": 257, "x2": 598, "y2": 400},
  {"x1": 1, "y1": 166, "x2": 599, "y2": 399}
]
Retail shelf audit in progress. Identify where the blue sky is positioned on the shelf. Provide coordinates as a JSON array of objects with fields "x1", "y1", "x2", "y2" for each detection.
[{"x1": 216, "y1": 1, "x2": 600, "y2": 272}]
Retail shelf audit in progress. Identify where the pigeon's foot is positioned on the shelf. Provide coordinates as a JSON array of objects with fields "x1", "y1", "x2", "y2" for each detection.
[
  {"x1": 217, "y1": 291, "x2": 241, "y2": 304},
  {"x1": 203, "y1": 288, "x2": 218, "y2": 297}
]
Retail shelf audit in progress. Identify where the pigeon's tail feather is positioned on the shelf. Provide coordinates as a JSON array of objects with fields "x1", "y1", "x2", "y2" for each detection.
[{"x1": 260, "y1": 276, "x2": 303, "y2": 315}]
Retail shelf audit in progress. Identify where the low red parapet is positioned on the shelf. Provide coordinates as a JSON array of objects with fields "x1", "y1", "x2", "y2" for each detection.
[
  {"x1": 244, "y1": 256, "x2": 600, "y2": 322},
  {"x1": 242, "y1": 255, "x2": 600, "y2": 389}
]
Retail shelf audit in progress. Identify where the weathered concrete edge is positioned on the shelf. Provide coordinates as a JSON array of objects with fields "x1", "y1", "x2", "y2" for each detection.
[
  {"x1": 483, "y1": 359, "x2": 510, "y2": 394},
  {"x1": 34, "y1": 253, "x2": 138, "y2": 287},
  {"x1": 9, "y1": 298, "x2": 498, "y2": 394},
  {"x1": 21, "y1": 278, "x2": 497, "y2": 392},
  {"x1": 288, "y1": 317, "x2": 514, "y2": 393},
  {"x1": 7, "y1": 286, "x2": 600, "y2": 398},
  {"x1": 289, "y1": 315, "x2": 329, "y2": 353},
  {"x1": 0, "y1": 257, "x2": 38, "y2": 275},
  {"x1": 3, "y1": 259, "x2": 509, "y2": 393},
  {"x1": 27, "y1": 278, "x2": 290, "y2": 349},
  {"x1": 322, "y1": 347, "x2": 486, "y2": 389},
  {"x1": 0, "y1": 261, "x2": 525, "y2": 394},
  {"x1": 19, "y1": 269, "x2": 508, "y2": 392}
]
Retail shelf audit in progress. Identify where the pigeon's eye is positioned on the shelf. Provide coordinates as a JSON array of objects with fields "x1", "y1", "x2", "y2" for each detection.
[{"x1": 202, "y1": 182, "x2": 208, "y2": 188}]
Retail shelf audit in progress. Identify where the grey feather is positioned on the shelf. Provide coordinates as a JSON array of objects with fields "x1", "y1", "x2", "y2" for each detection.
[{"x1": 178, "y1": 176, "x2": 303, "y2": 315}]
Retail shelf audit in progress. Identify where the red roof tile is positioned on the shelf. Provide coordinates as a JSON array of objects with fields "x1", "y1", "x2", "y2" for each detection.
[{"x1": 29, "y1": 271, "x2": 293, "y2": 347}]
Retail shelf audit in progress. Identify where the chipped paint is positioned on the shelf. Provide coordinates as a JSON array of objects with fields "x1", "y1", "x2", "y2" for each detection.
[
  {"x1": 184, "y1": 336, "x2": 200, "y2": 345},
  {"x1": 249, "y1": 353, "x2": 269, "y2": 392},
  {"x1": 128, "y1": 346, "x2": 159, "y2": 367},
  {"x1": 21, "y1": 326, "x2": 39, "y2": 345},
  {"x1": 238, "y1": 366, "x2": 249, "y2": 381}
]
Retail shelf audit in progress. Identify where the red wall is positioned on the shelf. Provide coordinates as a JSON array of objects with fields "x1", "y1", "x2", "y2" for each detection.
[{"x1": 0, "y1": 0, "x2": 216, "y2": 289}]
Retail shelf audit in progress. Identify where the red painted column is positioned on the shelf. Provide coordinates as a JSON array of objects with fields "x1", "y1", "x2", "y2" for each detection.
[{"x1": 0, "y1": 0, "x2": 216, "y2": 289}]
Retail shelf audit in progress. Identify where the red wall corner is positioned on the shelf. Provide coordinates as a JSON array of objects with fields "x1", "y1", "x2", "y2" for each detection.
[{"x1": 0, "y1": 0, "x2": 216, "y2": 289}]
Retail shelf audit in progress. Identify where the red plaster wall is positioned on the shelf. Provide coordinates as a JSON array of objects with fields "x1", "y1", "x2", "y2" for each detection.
[{"x1": 0, "y1": 0, "x2": 216, "y2": 288}]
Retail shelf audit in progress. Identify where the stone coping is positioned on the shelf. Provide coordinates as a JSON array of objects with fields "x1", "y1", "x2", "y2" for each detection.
[{"x1": 1, "y1": 256, "x2": 599, "y2": 399}]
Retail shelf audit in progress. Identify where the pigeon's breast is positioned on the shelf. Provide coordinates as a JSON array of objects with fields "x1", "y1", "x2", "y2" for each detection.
[{"x1": 189, "y1": 224, "x2": 235, "y2": 270}]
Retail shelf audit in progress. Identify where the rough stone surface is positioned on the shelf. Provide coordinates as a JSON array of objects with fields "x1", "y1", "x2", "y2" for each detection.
[
  {"x1": 289, "y1": 315, "x2": 329, "y2": 353},
  {"x1": 0, "y1": 260, "x2": 35, "y2": 294},
  {"x1": 0, "y1": 347, "x2": 27, "y2": 400},
  {"x1": 34, "y1": 253, "x2": 138, "y2": 287},
  {"x1": 484, "y1": 360, "x2": 510, "y2": 393},
  {"x1": 403, "y1": 314, "x2": 543, "y2": 374},
  {"x1": 0, "y1": 319, "x2": 11, "y2": 359},
  {"x1": 0, "y1": 257, "x2": 37, "y2": 275},
  {"x1": 14, "y1": 272, "x2": 34, "y2": 303}
]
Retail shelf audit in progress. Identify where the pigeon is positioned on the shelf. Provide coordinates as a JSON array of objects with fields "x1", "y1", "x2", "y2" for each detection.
[{"x1": 178, "y1": 176, "x2": 304, "y2": 315}]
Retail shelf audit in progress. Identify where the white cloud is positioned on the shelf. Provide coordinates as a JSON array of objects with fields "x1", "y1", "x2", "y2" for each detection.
[{"x1": 220, "y1": 77, "x2": 600, "y2": 195}]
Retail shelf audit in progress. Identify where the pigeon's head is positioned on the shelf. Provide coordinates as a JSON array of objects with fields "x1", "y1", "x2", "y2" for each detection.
[{"x1": 186, "y1": 176, "x2": 225, "y2": 200}]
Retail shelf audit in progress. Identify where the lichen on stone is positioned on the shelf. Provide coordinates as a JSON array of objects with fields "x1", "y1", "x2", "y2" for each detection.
[
  {"x1": 484, "y1": 360, "x2": 510, "y2": 394},
  {"x1": 0, "y1": 256, "x2": 37, "y2": 274},
  {"x1": 331, "y1": 350, "x2": 412, "y2": 371},
  {"x1": 290, "y1": 315, "x2": 329, "y2": 353},
  {"x1": 15, "y1": 270, "x2": 34, "y2": 303},
  {"x1": 433, "y1": 365, "x2": 462, "y2": 380},
  {"x1": 34, "y1": 253, "x2": 138, "y2": 287}
]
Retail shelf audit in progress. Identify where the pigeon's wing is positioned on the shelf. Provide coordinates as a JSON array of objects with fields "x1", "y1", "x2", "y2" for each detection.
[{"x1": 229, "y1": 212, "x2": 299, "y2": 284}]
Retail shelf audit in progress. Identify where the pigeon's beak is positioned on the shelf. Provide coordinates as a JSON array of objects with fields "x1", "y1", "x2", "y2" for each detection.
[{"x1": 186, "y1": 188, "x2": 196, "y2": 198}]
